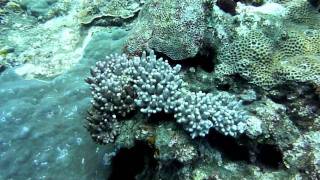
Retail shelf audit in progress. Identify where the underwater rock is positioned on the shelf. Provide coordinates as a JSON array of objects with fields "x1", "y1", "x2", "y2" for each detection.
[
  {"x1": 82, "y1": 27, "x2": 129, "y2": 61},
  {"x1": 0, "y1": 67, "x2": 107, "y2": 179},
  {"x1": 247, "y1": 98, "x2": 300, "y2": 150},
  {"x1": 0, "y1": 0, "x2": 8, "y2": 7},
  {"x1": 268, "y1": 83, "x2": 320, "y2": 131},
  {"x1": 78, "y1": 0, "x2": 144, "y2": 25},
  {"x1": 284, "y1": 131, "x2": 320, "y2": 178},
  {"x1": 208, "y1": 0, "x2": 285, "y2": 50},
  {"x1": 3, "y1": 9, "x2": 83, "y2": 78},
  {"x1": 154, "y1": 122, "x2": 198, "y2": 164},
  {"x1": 19, "y1": 0, "x2": 56, "y2": 16},
  {"x1": 19, "y1": 0, "x2": 70, "y2": 21}
]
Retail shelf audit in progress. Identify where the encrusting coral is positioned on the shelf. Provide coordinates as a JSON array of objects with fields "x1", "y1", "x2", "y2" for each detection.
[
  {"x1": 215, "y1": 29, "x2": 320, "y2": 89},
  {"x1": 124, "y1": 0, "x2": 207, "y2": 60}
]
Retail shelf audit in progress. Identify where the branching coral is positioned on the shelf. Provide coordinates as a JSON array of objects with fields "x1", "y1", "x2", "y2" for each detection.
[
  {"x1": 175, "y1": 91, "x2": 214, "y2": 138},
  {"x1": 85, "y1": 108, "x2": 120, "y2": 144},
  {"x1": 86, "y1": 56, "x2": 136, "y2": 118},
  {"x1": 86, "y1": 51, "x2": 249, "y2": 142},
  {"x1": 130, "y1": 52, "x2": 185, "y2": 115},
  {"x1": 175, "y1": 91, "x2": 248, "y2": 138}
]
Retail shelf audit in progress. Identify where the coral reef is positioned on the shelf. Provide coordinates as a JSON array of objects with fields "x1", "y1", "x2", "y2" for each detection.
[
  {"x1": 81, "y1": 1, "x2": 320, "y2": 178},
  {"x1": 2, "y1": 0, "x2": 320, "y2": 179}
]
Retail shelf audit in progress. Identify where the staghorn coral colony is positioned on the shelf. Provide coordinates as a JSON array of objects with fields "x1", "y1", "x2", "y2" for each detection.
[{"x1": 1, "y1": 0, "x2": 320, "y2": 179}]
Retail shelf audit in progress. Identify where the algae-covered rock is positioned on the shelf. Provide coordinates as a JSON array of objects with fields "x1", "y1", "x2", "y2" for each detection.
[
  {"x1": 78, "y1": 0, "x2": 144, "y2": 25},
  {"x1": 82, "y1": 27, "x2": 129, "y2": 61},
  {"x1": 284, "y1": 131, "x2": 320, "y2": 178},
  {"x1": 19, "y1": 0, "x2": 57, "y2": 16},
  {"x1": 248, "y1": 98, "x2": 300, "y2": 150},
  {"x1": 154, "y1": 123, "x2": 197, "y2": 164},
  {"x1": 0, "y1": 67, "x2": 106, "y2": 179},
  {"x1": 124, "y1": 0, "x2": 208, "y2": 60},
  {"x1": 19, "y1": 0, "x2": 70, "y2": 21}
]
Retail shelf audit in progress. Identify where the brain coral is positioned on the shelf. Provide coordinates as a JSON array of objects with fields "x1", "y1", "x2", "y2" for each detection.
[{"x1": 216, "y1": 31, "x2": 273, "y2": 74}]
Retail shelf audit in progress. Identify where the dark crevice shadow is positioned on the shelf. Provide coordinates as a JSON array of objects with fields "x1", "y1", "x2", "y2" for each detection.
[{"x1": 108, "y1": 141, "x2": 157, "y2": 180}]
